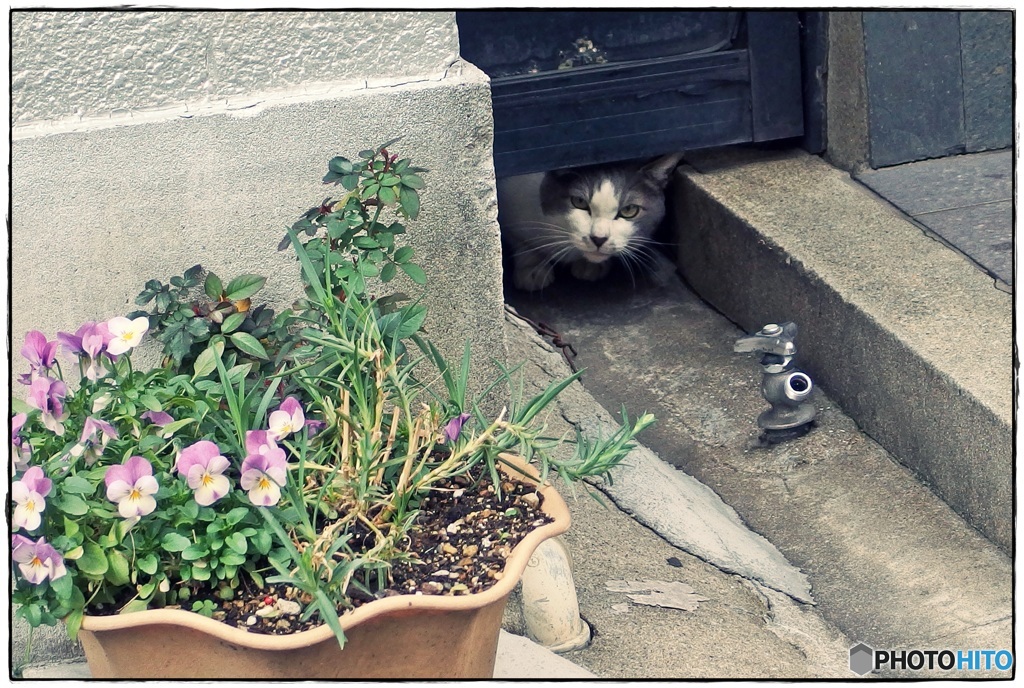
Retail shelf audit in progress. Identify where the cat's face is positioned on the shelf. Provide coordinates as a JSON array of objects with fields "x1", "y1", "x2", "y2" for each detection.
[{"x1": 539, "y1": 154, "x2": 683, "y2": 264}]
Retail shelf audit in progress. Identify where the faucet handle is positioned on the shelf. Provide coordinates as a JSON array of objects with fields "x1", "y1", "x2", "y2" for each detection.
[{"x1": 733, "y1": 322, "x2": 798, "y2": 357}]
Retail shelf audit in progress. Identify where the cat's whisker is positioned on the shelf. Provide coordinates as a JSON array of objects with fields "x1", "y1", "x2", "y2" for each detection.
[
  {"x1": 514, "y1": 238, "x2": 574, "y2": 258},
  {"x1": 504, "y1": 221, "x2": 574, "y2": 234}
]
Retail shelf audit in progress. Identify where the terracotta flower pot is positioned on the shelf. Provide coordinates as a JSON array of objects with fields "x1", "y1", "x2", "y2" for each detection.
[{"x1": 77, "y1": 457, "x2": 570, "y2": 679}]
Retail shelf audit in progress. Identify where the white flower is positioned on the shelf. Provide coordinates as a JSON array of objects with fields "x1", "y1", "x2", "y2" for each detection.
[{"x1": 105, "y1": 316, "x2": 149, "y2": 356}]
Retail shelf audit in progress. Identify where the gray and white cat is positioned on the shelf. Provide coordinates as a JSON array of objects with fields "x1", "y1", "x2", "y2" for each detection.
[{"x1": 497, "y1": 153, "x2": 684, "y2": 291}]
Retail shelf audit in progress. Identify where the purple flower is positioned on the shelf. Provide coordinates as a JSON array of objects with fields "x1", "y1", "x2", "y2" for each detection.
[
  {"x1": 57, "y1": 322, "x2": 113, "y2": 381},
  {"x1": 141, "y1": 410, "x2": 174, "y2": 426},
  {"x1": 19, "y1": 331, "x2": 59, "y2": 385},
  {"x1": 268, "y1": 397, "x2": 305, "y2": 441},
  {"x1": 175, "y1": 441, "x2": 231, "y2": 506},
  {"x1": 442, "y1": 413, "x2": 472, "y2": 443},
  {"x1": 12, "y1": 535, "x2": 67, "y2": 585},
  {"x1": 27, "y1": 377, "x2": 67, "y2": 435},
  {"x1": 104, "y1": 456, "x2": 159, "y2": 519},
  {"x1": 240, "y1": 434, "x2": 288, "y2": 507},
  {"x1": 12, "y1": 467, "x2": 52, "y2": 531},
  {"x1": 70, "y1": 417, "x2": 119, "y2": 464},
  {"x1": 11, "y1": 413, "x2": 31, "y2": 470},
  {"x1": 21, "y1": 330, "x2": 58, "y2": 370}
]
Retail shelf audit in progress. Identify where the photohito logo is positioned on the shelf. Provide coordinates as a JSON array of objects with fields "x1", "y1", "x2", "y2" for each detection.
[{"x1": 849, "y1": 643, "x2": 1013, "y2": 675}]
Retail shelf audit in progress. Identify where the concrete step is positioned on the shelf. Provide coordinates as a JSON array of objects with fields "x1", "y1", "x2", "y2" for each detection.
[{"x1": 674, "y1": 148, "x2": 1012, "y2": 553}]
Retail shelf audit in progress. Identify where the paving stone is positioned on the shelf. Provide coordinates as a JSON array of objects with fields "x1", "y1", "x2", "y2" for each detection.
[
  {"x1": 916, "y1": 201, "x2": 1013, "y2": 285},
  {"x1": 856, "y1": 149, "x2": 1012, "y2": 214}
]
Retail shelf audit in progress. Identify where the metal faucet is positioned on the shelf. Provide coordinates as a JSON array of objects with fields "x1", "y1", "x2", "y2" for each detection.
[{"x1": 734, "y1": 322, "x2": 816, "y2": 442}]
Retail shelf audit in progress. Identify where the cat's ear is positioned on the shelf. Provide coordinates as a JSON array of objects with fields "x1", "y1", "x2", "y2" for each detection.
[{"x1": 640, "y1": 153, "x2": 686, "y2": 187}]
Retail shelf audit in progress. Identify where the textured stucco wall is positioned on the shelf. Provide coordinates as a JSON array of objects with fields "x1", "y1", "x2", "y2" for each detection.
[
  {"x1": 12, "y1": 69, "x2": 502, "y2": 373},
  {"x1": 12, "y1": 11, "x2": 460, "y2": 125}
]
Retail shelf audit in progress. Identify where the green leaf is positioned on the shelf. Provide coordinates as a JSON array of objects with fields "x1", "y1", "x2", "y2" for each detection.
[
  {"x1": 400, "y1": 173, "x2": 424, "y2": 189},
  {"x1": 328, "y1": 156, "x2": 353, "y2": 174},
  {"x1": 220, "y1": 311, "x2": 247, "y2": 334},
  {"x1": 54, "y1": 494, "x2": 89, "y2": 516},
  {"x1": 161, "y1": 532, "x2": 192, "y2": 553},
  {"x1": 139, "y1": 393, "x2": 162, "y2": 413},
  {"x1": 60, "y1": 476, "x2": 94, "y2": 495},
  {"x1": 223, "y1": 274, "x2": 267, "y2": 301},
  {"x1": 78, "y1": 542, "x2": 109, "y2": 576},
  {"x1": 193, "y1": 345, "x2": 218, "y2": 379},
  {"x1": 252, "y1": 530, "x2": 273, "y2": 555},
  {"x1": 396, "y1": 306, "x2": 428, "y2": 339},
  {"x1": 63, "y1": 516, "x2": 81, "y2": 538},
  {"x1": 121, "y1": 599, "x2": 151, "y2": 615},
  {"x1": 341, "y1": 174, "x2": 360, "y2": 191},
  {"x1": 353, "y1": 236, "x2": 379, "y2": 249},
  {"x1": 161, "y1": 418, "x2": 196, "y2": 436},
  {"x1": 219, "y1": 551, "x2": 246, "y2": 566},
  {"x1": 399, "y1": 186, "x2": 420, "y2": 219},
  {"x1": 400, "y1": 262, "x2": 427, "y2": 285},
  {"x1": 203, "y1": 272, "x2": 223, "y2": 299},
  {"x1": 230, "y1": 332, "x2": 268, "y2": 360},
  {"x1": 106, "y1": 550, "x2": 131, "y2": 586},
  {"x1": 378, "y1": 186, "x2": 397, "y2": 205},
  {"x1": 225, "y1": 532, "x2": 248, "y2": 555},
  {"x1": 18, "y1": 603, "x2": 43, "y2": 627},
  {"x1": 182, "y1": 543, "x2": 210, "y2": 561},
  {"x1": 138, "y1": 553, "x2": 159, "y2": 575},
  {"x1": 380, "y1": 262, "x2": 397, "y2": 283},
  {"x1": 224, "y1": 507, "x2": 250, "y2": 528},
  {"x1": 379, "y1": 174, "x2": 401, "y2": 187},
  {"x1": 393, "y1": 246, "x2": 414, "y2": 264},
  {"x1": 358, "y1": 261, "x2": 380, "y2": 277},
  {"x1": 184, "y1": 264, "x2": 204, "y2": 282},
  {"x1": 327, "y1": 218, "x2": 348, "y2": 240}
]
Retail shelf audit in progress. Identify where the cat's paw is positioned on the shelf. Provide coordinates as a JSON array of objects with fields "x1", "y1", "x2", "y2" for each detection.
[
  {"x1": 513, "y1": 262, "x2": 556, "y2": 291},
  {"x1": 570, "y1": 259, "x2": 611, "y2": 282}
]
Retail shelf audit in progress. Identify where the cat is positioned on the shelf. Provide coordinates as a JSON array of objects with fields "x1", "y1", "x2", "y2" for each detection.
[{"x1": 497, "y1": 153, "x2": 684, "y2": 291}]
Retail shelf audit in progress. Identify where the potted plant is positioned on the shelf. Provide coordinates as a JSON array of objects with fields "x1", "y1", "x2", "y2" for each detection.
[{"x1": 10, "y1": 141, "x2": 654, "y2": 679}]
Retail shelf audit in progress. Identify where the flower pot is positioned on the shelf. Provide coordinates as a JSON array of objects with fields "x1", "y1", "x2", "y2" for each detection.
[{"x1": 77, "y1": 457, "x2": 570, "y2": 679}]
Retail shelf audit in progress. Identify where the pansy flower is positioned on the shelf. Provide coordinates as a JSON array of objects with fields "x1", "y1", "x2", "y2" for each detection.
[
  {"x1": 104, "y1": 456, "x2": 159, "y2": 519},
  {"x1": 105, "y1": 316, "x2": 149, "y2": 356},
  {"x1": 12, "y1": 467, "x2": 52, "y2": 531},
  {"x1": 175, "y1": 441, "x2": 231, "y2": 506},
  {"x1": 58, "y1": 321, "x2": 113, "y2": 381},
  {"x1": 27, "y1": 377, "x2": 67, "y2": 435},
  {"x1": 240, "y1": 433, "x2": 288, "y2": 507},
  {"x1": 11, "y1": 535, "x2": 67, "y2": 585},
  {"x1": 11, "y1": 413, "x2": 31, "y2": 471},
  {"x1": 268, "y1": 397, "x2": 305, "y2": 441},
  {"x1": 442, "y1": 413, "x2": 472, "y2": 443},
  {"x1": 19, "y1": 331, "x2": 58, "y2": 384},
  {"x1": 70, "y1": 417, "x2": 119, "y2": 465}
]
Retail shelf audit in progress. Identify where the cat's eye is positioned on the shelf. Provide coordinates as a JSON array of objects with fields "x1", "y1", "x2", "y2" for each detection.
[
  {"x1": 618, "y1": 204, "x2": 641, "y2": 219},
  {"x1": 570, "y1": 195, "x2": 590, "y2": 211}
]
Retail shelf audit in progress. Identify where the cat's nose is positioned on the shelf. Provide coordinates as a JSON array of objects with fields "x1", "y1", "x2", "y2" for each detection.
[{"x1": 590, "y1": 235, "x2": 608, "y2": 248}]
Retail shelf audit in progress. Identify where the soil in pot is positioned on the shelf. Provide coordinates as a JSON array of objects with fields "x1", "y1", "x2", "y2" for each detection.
[{"x1": 88, "y1": 469, "x2": 553, "y2": 636}]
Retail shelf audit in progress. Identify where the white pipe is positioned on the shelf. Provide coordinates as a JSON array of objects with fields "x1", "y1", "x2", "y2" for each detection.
[{"x1": 519, "y1": 536, "x2": 591, "y2": 653}]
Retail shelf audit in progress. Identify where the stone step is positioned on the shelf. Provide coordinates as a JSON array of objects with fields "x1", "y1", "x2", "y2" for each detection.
[{"x1": 674, "y1": 148, "x2": 1012, "y2": 553}]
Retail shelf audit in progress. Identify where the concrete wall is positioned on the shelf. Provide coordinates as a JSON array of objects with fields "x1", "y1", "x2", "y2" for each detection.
[
  {"x1": 826, "y1": 10, "x2": 1012, "y2": 170},
  {"x1": 11, "y1": 10, "x2": 505, "y2": 385},
  {"x1": 11, "y1": 10, "x2": 503, "y2": 667}
]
